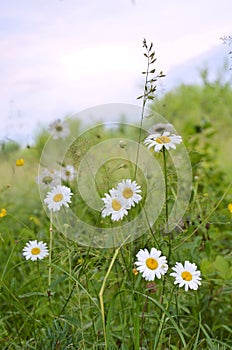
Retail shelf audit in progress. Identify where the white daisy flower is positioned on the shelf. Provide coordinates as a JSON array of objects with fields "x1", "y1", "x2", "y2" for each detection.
[
  {"x1": 116, "y1": 179, "x2": 142, "y2": 208},
  {"x1": 44, "y1": 185, "x2": 73, "y2": 212},
  {"x1": 101, "y1": 188, "x2": 129, "y2": 221},
  {"x1": 144, "y1": 131, "x2": 182, "y2": 152},
  {"x1": 37, "y1": 168, "x2": 61, "y2": 188},
  {"x1": 135, "y1": 248, "x2": 168, "y2": 281},
  {"x1": 48, "y1": 119, "x2": 70, "y2": 140},
  {"x1": 22, "y1": 240, "x2": 49, "y2": 261},
  {"x1": 61, "y1": 165, "x2": 77, "y2": 182},
  {"x1": 170, "y1": 261, "x2": 202, "y2": 291}
]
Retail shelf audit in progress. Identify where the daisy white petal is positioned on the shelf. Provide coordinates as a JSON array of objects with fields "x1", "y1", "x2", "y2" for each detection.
[
  {"x1": 61, "y1": 165, "x2": 77, "y2": 182},
  {"x1": 135, "y1": 248, "x2": 168, "y2": 281},
  {"x1": 144, "y1": 131, "x2": 182, "y2": 153},
  {"x1": 44, "y1": 185, "x2": 73, "y2": 212},
  {"x1": 116, "y1": 179, "x2": 142, "y2": 208},
  {"x1": 170, "y1": 261, "x2": 202, "y2": 291},
  {"x1": 48, "y1": 119, "x2": 70, "y2": 140},
  {"x1": 37, "y1": 168, "x2": 61, "y2": 189},
  {"x1": 101, "y1": 188, "x2": 129, "y2": 221},
  {"x1": 22, "y1": 240, "x2": 49, "y2": 261}
]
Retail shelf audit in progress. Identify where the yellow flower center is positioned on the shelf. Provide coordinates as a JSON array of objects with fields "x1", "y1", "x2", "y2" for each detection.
[
  {"x1": 31, "y1": 247, "x2": 41, "y2": 255},
  {"x1": 146, "y1": 257, "x2": 158, "y2": 270},
  {"x1": 65, "y1": 170, "x2": 71, "y2": 176},
  {"x1": 181, "y1": 271, "x2": 192, "y2": 281},
  {"x1": 156, "y1": 136, "x2": 171, "y2": 144},
  {"x1": 112, "y1": 199, "x2": 122, "y2": 211},
  {"x1": 122, "y1": 187, "x2": 133, "y2": 199},
  {"x1": 53, "y1": 193, "x2": 63, "y2": 202},
  {"x1": 42, "y1": 176, "x2": 53, "y2": 185},
  {"x1": 56, "y1": 125, "x2": 63, "y2": 132}
]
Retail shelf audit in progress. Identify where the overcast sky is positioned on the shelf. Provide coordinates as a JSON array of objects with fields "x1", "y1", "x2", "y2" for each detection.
[{"x1": 1, "y1": 0, "x2": 231, "y2": 144}]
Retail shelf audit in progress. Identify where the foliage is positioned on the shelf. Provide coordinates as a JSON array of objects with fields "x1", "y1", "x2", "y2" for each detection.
[
  {"x1": 0, "y1": 43, "x2": 232, "y2": 350},
  {"x1": 152, "y1": 68, "x2": 232, "y2": 177}
]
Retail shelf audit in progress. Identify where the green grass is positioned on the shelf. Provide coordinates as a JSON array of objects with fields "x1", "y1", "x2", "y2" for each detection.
[{"x1": 0, "y1": 74, "x2": 232, "y2": 349}]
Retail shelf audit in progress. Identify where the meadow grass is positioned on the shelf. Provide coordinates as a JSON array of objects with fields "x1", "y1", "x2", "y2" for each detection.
[
  {"x1": 0, "y1": 42, "x2": 232, "y2": 350},
  {"x1": 1, "y1": 113, "x2": 232, "y2": 349}
]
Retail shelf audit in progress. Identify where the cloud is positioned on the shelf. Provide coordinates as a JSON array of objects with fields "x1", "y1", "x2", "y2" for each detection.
[{"x1": 1, "y1": 0, "x2": 232, "y2": 143}]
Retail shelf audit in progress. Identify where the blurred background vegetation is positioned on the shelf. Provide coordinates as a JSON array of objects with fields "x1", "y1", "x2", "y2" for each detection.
[{"x1": 0, "y1": 67, "x2": 232, "y2": 349}]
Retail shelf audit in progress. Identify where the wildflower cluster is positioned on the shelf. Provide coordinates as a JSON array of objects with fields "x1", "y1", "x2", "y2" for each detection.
[
  {"x1": 101, "y1": 179, "x2": 142, "y2": 221},
  {"x1": 139, "y1": 126, "x2": 201, "y2": 291},
  {"x1": 37, "y1": 121, "x2": 75, "y2": 212},
  {"x1": 37, "y1": 165, "x2": 77, "y2": 189},
  {"x1": 135, "y1": 248, "x2": 202, "y2": 291},
  {"x1": 21, "y1": 120, "x2": 75, "y2": 261}
]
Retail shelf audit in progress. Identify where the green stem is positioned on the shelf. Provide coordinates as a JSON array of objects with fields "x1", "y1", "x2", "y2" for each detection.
[
  {"x1": 163, "y1": 148, "x2": 172, "y2": 265},
  {"x1": 154, "y1": 285, "x2": 176, "y2": 350},
  {"x1": 99, "y1": 247, "x2": 120, "y2": 350},
  {"x1": 159, "y1": 148, "x2": 171, "y2": 322},
  {"x1": 99, "y1": 235, "x2": 131, "y2": 349},
  {"x1": 48, "y1": 211, "x2": 53, "y2": 291},
  {"x1": 134, "y1": 49, "x2": 150, "y2": 180},
  {"x1": 139, "y1": 293, "x2": 148, "y2": 349},
  {"x1": 162, "y1": 148, "x2": 169, "y2": 229}
]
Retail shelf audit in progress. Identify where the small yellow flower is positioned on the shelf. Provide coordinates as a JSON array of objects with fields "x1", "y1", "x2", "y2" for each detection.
[
  {"x1": 132, "y1": 268, "x2": 139, "y2": 276},
  {"x1": 78, "y1": 258, "x2": 84, "y2": 265},
  {"x1": 0, "y1": 208, "x2": 7, "y2": 218},
  {"x1": 29, "y1": 216, "x2": 40, "y2": 226},
  {"x1": 16, "y1": 158, "x2": 25, "y2": 166},
  {"x1": 228, "y1": 203, "x2": 232, "y2": 213}
]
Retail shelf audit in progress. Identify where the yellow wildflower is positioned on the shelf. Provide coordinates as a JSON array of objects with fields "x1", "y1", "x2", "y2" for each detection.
[
  {"x1": 29, "y1": 216, "x2": 40, "y2": 226},
  {"x1": 78, "y1": 258, "x2": 84, "y2": 265},
  {"x1": 16, "y1": 158, "x2": 25, "y2": 166},
  {"x1": 228, "y1": 203, "x2": 232, "y2": 213},
  {"x1": 132, "y1": 268, "x2": 139, "y2": 276},
  {"x1": 0, "y1": 208, "x2": 7, "y2": 218}
]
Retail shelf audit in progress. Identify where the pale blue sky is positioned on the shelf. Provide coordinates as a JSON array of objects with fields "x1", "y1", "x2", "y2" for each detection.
[{"x1": 0, "y1": 0, "x2": 231, "y2": 144}]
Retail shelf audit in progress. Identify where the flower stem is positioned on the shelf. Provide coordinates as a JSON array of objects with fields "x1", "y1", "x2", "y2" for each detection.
[
  {"x1": 154, "y1": 285, "x2": 176, "y2": 349},
  {"x1": 99, "y1": 235, "x2": 131, "y2": 349},
  {"x1": 99, "y1": 247, "x2": 120, "y2": 350},
  {"x1": 162, "y1": 148, "x2": 169, "y2": 229},
  {"x1": 159, "y1": 148, "x2": 171, "y2": 320},
  {"x1": 163, "y1": 147, "x2": 172, "y2": 266},
  {"x1": 48, "y1": 211, "x2": 53, "y2": 291},
  {"x1": 139, "y1": 293, "x2": 148, "y2": 349}
]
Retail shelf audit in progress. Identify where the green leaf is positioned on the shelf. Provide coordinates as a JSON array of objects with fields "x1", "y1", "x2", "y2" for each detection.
[
  {"x1": 214, "y1": 255, "x2": 230, "y2": 279},
  {"x1": 59, "y1": 315, "x2": 81, "y2": 328},
  {"x1": 200, "y1": 258, "x2": 214, "y2": 275}
]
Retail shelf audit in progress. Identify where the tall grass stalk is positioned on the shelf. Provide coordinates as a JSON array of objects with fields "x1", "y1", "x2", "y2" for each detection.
[{"x1": 48, "y1": 211, "x2": 53, "y2": 291}]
